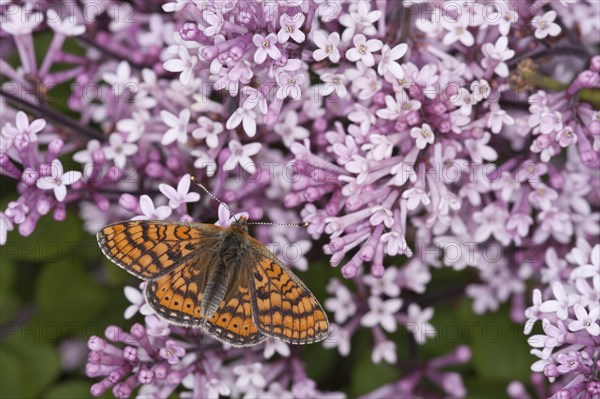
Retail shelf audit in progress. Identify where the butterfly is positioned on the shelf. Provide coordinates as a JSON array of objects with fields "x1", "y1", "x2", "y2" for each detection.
[{"x1": 97, "y1": 209, "x2": 329, "y2": 347}]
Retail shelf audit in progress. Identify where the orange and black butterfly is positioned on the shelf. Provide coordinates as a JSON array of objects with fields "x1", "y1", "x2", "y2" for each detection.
[{"x1": 96, "y1": 189, "x2": 329, "y2": 347}]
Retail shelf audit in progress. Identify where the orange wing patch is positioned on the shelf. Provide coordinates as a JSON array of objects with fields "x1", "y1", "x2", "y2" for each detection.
[
  {"x1": 97, "y1": 221, "x2": 217, "y2": 279},
  {"x1": 204, "y1": 284, "x2": 266, "y2": 347},
  {"x1": 144, "y1": 258, "x2": 207, "y2": 326},
  {"x1": 249, "y1": 256, "x2": 329, "y2": 344}
]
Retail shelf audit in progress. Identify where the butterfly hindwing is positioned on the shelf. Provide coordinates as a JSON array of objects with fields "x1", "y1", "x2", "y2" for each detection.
[
  {"x1": 246, "y1": 243, "x2": 329, "y2": 344},
  {"x1": 97, "y1": 220, "x2": 221, "y2": 279},
  {"x1": 144, "y1": 256, "x2": 211, "y2": 326},
  {"x1": 203, "y1": 275, "x2": 266, "y2": 347}
]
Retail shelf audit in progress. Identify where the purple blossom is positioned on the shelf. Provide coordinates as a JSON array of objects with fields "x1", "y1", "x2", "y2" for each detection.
[
  {"x1": 158, "y1": 174, "x2": 200, "y2": 209},
  {"x1": 158, "y1": 340, "x2": 186, "y2": 365},
  {"x1": 36, "y1": 160, "x2": 82, "y2": 202}
]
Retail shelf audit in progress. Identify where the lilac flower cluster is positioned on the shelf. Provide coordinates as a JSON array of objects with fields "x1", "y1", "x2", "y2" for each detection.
[
  {"x1": 1, "y1": 0, "x2": 599, "y2": 398},
  {"x1": 87, "y1": 314, "x2": 343, "y2": 399},
  {"x1": 517, "y1": 240, "x2": 600, "y2": 399},
  {"x1": 88, "y1": 286, "x2": 344, "y2": 399}
]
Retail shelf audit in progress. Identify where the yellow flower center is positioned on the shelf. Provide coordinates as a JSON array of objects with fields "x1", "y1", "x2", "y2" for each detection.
[{"x1": 262, "y1": 40, "x2": 270, "y2": 47}]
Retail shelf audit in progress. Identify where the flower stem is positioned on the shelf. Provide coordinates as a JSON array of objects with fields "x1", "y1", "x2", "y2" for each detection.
[{"x1": 0, "y1": 87, "x2": 105, "y2": 141}]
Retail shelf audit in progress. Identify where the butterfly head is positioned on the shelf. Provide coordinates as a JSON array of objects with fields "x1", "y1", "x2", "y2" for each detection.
[{"x1": 231, "y1": 215, "x2": 249, "y2": 231}]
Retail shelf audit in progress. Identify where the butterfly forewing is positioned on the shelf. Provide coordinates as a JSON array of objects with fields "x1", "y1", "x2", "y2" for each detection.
[
  {"x1": 246, "y1": 245, "x2": 329, "y2": 344},
  {"x1": 97, "y1": 220, "x2": 219, "y2": 279}
]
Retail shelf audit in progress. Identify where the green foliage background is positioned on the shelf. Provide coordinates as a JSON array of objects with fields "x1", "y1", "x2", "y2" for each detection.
[{"x1": 0, "y1": 32, "x2": 535, "y2": 399}]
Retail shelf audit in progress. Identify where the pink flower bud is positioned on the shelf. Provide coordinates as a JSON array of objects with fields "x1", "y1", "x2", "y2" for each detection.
[
  {"x1": 19, "y1": 215, "x2": 38, "y2": 236},
  {"x1": 37, "y1": 197, "x2": 52, "y2": 215},
  {"x1": 39, "y1": 163, "x2": 51, "y2": 177},
  {"x1": 145, "y1": 162, "x2": 164, "y2": 178},
  {"x1": 94, "y1": 194, "x2": 110, "y2": 211},
  {"x1": 274, "y1": 53, "x2": 288, "y2": 67},
  {"x1": 180, "y1": 214, "x2": 194, "y2": 222},
  {"x1": 589, "y1": 121, "x2": 600, "y2": 136},
  {"x1": 222, "y1": 190, "x2": 237, "y2": 203},
  {"x1": 201, "y1": 46, "x2": 218, "y2": 60},
  {"x1": 372, "y1": 92, "x2": 386, "y2": 106},
  {"x1": 119, "y1": 194, "x2": 138, "y2": 212},
  {"x1": 455, "y1": 345, "x2": 472, "y2": 362},
  {"x1": 230, "y1": 45, "x2": 244, "y2": 61},
  {"x1": 166, "y1": 156, "x2": 181, "y2": 170},
  {"x1": 341, "y1": 262, "x2": 358, "y2": 278},
  {"x1": 247, "y1": 206, "x2": 263, "y2": 220},
  {"x1": 428, "y1": 102, "x2": 447, "y2": 115},
  {"x1": 405, "y1": 110, "x2": 421, "y2": 126},
  {"x1": 439, "y1": 120, "x2": 452, "y2": 133},
  {"x1": 370, "y1": 263, "x2": 384, "y2": 278},
  {"x1": 313, "y1": 118, "x2": 328, "y2": 133},
  {"x1": 179, "y1": 22, "x2": 200, "y2": 41},
  {"x1": 48, "y1": 138, "x2": 64, "y2": 155},
  {"x1": 579, "y1": 149, "x2": 598, "y2": 166},
  {"x1": 535, "y1": 134, "x2": 552, "y2": 149},
  {"x1": 22, "y1": 168, "x2": 38, "y2": 185},
  {"x1": 543, "y1": 364, "x2": 560, "y2": 378},
  {"x1": 149, "y1": 149, "x2": 161, "y2": 162},
  {"x1": 284, "y1": 192, "x2": 303, "y2": 207},
  {"x1": 53, "y1": 203, "x2": 67, "y2": 221},
  {"x1": 590, "y1": 56, "x2": 600, "y2": 72}
]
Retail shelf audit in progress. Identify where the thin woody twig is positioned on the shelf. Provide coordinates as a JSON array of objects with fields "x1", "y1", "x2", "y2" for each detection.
[{"x1": 0, "y1": 87, "x2": 105, "y2": 141}]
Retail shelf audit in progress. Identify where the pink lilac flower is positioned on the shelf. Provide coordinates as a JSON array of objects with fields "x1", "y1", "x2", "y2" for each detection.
[
  {"x1": 159, "y1": 174, "x2": 201, "y2": 209},
  {"x1": 345, "y1": 34, "x2": 383, "y2": 67},
  {"x1": 132, "y1": 196, "x2": 172, "y2": 221},
  {"x1": 410, "y1": 123, "x2": 435, "y2": 149},
  {"x1": 312, "y1": 31, "x2": 341, "y2": 62},
  {"x1": 223, "y1": 141, "x2": 261, "y2": 174},
  {"x1": 441, "y1": 13, "x2": 474, "y2": 46},
  {"x1": 532, "y1": 11, "x2": 562, "y2": 39},
  {"x1": 103, "y1": 134, "x2": 138, "y2": 168},
  {"x1": 36, "y1": 160, "x2": 82, "y2": 202},
  {"x1": 252, "y1": 33, "x2": 282, "y2": 64},
  {"x1": 278, "y1": 13, "x2": 306, "y2": 43},
  {"x1": 160, "y1": 109, "x2": 191, "y2": 145},
  {"x1": 361, "y1": 297, "x2": 403, "y2": 332}
]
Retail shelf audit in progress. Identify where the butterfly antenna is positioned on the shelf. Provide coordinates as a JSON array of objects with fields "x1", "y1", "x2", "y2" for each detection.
[
  {"x1": 247, "y1": 221, "x2": 310, "y2": 228},
  {"x1": 190, "y1": 176, "x2": 231, "y2": 213}
]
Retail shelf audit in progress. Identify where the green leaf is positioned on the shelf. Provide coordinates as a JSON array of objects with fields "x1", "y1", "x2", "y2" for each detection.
[
  {"x1": 0, "y1": 348, "x2": 24, "y2": 399},
  {"x1": 0, "y1": 341, "x2": 60, "y2": 398},
  {"x1": 348, "y1": 329, "x2": 399, "y2": 397},
  {"x1": 35, "y1": 259, "x2": 108, "y2": 330},
  {"x1": 44, "y1": 381, "x2": 91, "y2": 399},
  {"x1": 456, "y1": 300, "x2": 532, "y2": 384},
  {"x1": 0, "y1": 260, "x2": 19, "y2": 323},
  {"x1": 2, "y1": 211, "x2": 83, "y2": 263},
  {"x1": 302, "y1": 343, "x2": 338, "y2": 384}
]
